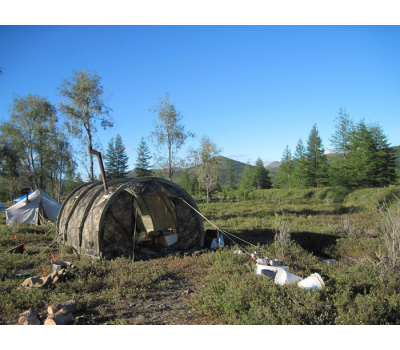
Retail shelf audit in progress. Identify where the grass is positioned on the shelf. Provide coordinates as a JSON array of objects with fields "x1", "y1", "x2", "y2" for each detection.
[{"x1": 1, "y1": 186, "x2": 400, "y2": 325}]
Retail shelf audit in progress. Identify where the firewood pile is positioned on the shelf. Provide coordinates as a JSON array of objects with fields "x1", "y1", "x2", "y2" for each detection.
[{"x1": 17, "y1": 300, "x2": 77, "y2": 325}]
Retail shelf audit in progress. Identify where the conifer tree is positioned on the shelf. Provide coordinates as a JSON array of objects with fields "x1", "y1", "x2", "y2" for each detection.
[
  {"x1": 239, "y1": 162, "x2": 253, "y2": 191},
  {"x1": 329, "y1": 108, "x2": 354, "y2": 187},
  {"x1": 371, "y1": 124, "x2": 397, "y2": 187},
  {"x1": 105, "y1": 134, "x2": 129, "y2": 179},
  {"x1": 348, "y1": 121, "x2": 396, "y2": 188},
  {"x1": 114, "y1": 134, "x2": 129, "y2": 177},
  {"x1": 292, "y1": 138, "x2": 308, "y2": 188},
  {"x1": 276, "y1": 146, "x2": 294, "y2": 188},
  {"x1": 305, "y1": 124, "x2": 329, "y2": 187},
  {"x1": 135, "y1": 137, "x2": 153, "y2": 178},
  {"x1": 252, "y1": 157, "x2": 272, "y2": 189},
  {"x1": 178, "y1": 169, "x2": 199, "y2": 197},
  {"x1": 225, "y1": 162, "x2": 236, "y2": 189},
  {"x1": 105, "y1": 137, "x2": 117, "y2": 179}
]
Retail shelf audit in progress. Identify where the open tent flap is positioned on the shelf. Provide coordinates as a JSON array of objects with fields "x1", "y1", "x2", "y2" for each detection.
[{"x1": 101, "y1": 190, "x2": 181, "y2": 256}]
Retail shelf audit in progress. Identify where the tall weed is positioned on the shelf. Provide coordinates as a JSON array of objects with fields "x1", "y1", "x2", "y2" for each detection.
[{"x1": 376, "y1": 196, "x2": 400, "y2": 272}]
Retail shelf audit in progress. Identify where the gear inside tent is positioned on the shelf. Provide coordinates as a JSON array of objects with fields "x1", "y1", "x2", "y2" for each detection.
[{"x1": 6, "y1": 189, "x2": 62, "y2": 225}]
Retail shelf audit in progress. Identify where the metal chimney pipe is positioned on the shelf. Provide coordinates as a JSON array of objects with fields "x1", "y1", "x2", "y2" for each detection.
[{"x1": 88, "y1": 148, "x2": 109, "y2": 193}]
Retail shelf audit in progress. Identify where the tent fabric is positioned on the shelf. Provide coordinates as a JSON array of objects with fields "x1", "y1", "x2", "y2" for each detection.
[
  {"x1": 13, "y1": 191, "x2": 34, "y2": 203},
  {"x1": 57, "y1": 177, "x2": 204, "y2": 259},
  {"x1": 0, "y1": 203, "x2": 6, "y2": 213},
  {"x1": 6, "y1": 190, "x2": 61, "y2": 225}
]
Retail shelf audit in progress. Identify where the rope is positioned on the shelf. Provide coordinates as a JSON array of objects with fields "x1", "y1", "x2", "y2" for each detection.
[
  {"x1": 20, "y1": 235, "x2": 59, "y2": 270},
  {"x1": 180, "y1": 198, "x2": 262, "y2": 257}
]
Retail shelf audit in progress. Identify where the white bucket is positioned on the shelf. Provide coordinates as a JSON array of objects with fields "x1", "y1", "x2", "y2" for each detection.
[
  {"x1": 274, "y1": 269, "x2": 303, "y2": 285},
  {"x1": 298, "y1": 273, "x2": 325, "y2": 290},
  {"x1": 256, "y1": 264, "x2": 289, "y2": 275},
  {"x1": 256, "y1": 264, "x2": 290, "y2": 280}
]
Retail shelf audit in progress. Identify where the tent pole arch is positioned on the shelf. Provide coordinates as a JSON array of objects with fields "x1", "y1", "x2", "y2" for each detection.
[
  {"x1": 57, "y1": 181, "x2": 102, "y2": 243},
  {"x1": 76, "y1": 178, "x2": 131, "y2": 249},
  {"x1": 56, "y1": 178, "x2": 131, "y2": 248}
]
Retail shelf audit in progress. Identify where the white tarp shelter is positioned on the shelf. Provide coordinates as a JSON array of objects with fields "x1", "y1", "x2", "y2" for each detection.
[
  {"x1": 13, "y1": 191, "x2": 34, "y2": 203},
  {"x1": 6, "y1": 189, "x2": 61, "y2": 225},
  {"x1": 0, "y1": 202, "x2": 6, "y2": 213}
]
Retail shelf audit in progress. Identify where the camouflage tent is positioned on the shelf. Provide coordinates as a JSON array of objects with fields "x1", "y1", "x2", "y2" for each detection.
[{"x1": 57, "y1": 177, "x2": 204, "y2": 259}]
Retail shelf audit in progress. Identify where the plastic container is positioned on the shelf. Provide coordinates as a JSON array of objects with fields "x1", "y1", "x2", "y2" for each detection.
[
  {"x1": 270, "y1": 258, "x2": 282, "y2": 266},
  {"x1": 256, "y1": 257, "x2": 269, "y2": 265},
  {"x1": 274, "y1": 269, "x2": 303, "y2": 285},
  {"x1": 298, "y1": 273, "x2": 325, "y2": 290},
  {"x1": 256, "y1": 264, "x2": 290, "y2": 279},
  {"x1": 51, "y1": 261, "x2": 70, "y2": 272},
  {"x1": 164, "y1": 233, "x2": 178, "y2": 246}
]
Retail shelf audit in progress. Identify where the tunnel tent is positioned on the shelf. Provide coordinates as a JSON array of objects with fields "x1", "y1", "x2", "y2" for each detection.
[
  {"x1": 6, "y1": 189, "x2": 62, "y2": 225},
  {"x1": 57, "y1": 177, "x2": 204, "y2": 259}
]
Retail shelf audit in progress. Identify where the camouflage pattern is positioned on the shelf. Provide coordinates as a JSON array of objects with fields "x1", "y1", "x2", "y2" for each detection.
[{"x1": 57, "y1": 177, "x2": 204, "y2": 259}]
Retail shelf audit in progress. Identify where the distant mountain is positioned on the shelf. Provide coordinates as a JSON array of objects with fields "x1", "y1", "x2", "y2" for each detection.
[
  {"x1": 127, "y1": 156, "x2": 257, "y2": 187},
  {"x1": 128, "y1": 156, "x2": 319, "y2": 187},
  {"x1": 174, "y1": 156, "x2": 254, "y2": 187},
  {"x1": 266, "y1": 161, "x2": 281, "y2": 169},
  {"x1": 216, "y1": 156, "x2": 254, "y2": 186}
]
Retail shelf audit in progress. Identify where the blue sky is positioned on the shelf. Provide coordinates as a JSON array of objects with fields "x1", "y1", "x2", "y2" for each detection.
[{"x1": 1, "y1": 25, "x2": 400, "y2": 173}]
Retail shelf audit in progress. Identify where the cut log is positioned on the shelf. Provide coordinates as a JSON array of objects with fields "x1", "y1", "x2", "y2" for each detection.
[
  {"x1": 18, "y1": 308, "x2": 39, "y2": 325},
  {"x1": 44, "y1": 308, "x2": 72, "y2": 325},
  {"x1": 47, "y1": 299, "x2": 77, "y2": 315},
  {"x1": 23, "y1": 317, "x2": 41, "y2": 325}
]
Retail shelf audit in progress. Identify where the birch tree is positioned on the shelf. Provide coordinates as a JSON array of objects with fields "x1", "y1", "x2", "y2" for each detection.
[
  {"x1": 190, "y1": 136, "x2": 221, "y2": 203},
  {"x1": 150, "y1": 93, "x2": 194, "y2": 181},
  {"x1": 58, "y1": 69, "x2": 113, "y2": 181},
  {"x1": 0, "y1": 94, "x2": 57, "y2": 190}
]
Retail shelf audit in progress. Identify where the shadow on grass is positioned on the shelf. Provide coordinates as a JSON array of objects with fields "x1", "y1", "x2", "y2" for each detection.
[
  {"x1": 290, "y1": 231, "x2": 340, "y2": 258},
  {"x1": 222, "y1": 229, "x2": 340, "y2": 259}
]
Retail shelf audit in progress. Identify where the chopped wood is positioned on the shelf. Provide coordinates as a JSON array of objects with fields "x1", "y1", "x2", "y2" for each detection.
[
  {"x1": 44, "y1": 308, "x2": 72, "y2": 325},
  {"x1": 47, "y1": 299, "x2": 77, "y2": 315},
  {"x1": 23, "y1": 317, "x2": 41, "y2": 325},
  {"x1": 18, "y1": 308, "x2": 38, "y2": 325}
]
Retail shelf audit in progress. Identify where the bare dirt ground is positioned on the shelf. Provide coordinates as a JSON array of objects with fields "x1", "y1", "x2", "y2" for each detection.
[{"x1": 73, "y1": 255, "x2": 217, "y2": 325}]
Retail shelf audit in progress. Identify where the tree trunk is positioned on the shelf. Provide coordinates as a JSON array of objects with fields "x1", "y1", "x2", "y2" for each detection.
[
  {"x1": 44, "y1": 308, "x2": 73, "y2": 325},
  {"x1": 47, "y1": 300, "x2": 77, "y2": 315},
  {"x1": 168, "y1": 142, "x2": 172, "y2": 181}
]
